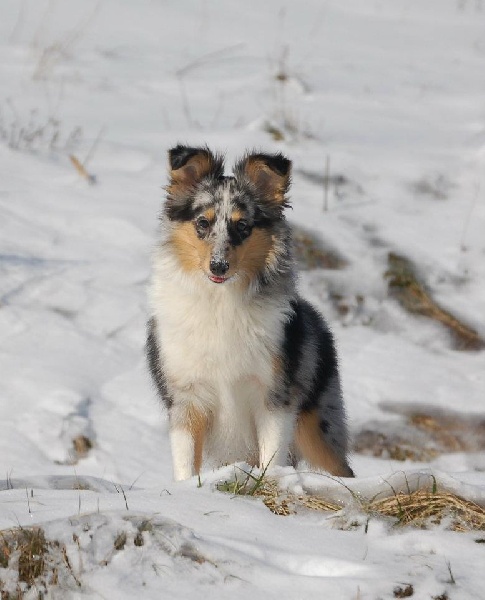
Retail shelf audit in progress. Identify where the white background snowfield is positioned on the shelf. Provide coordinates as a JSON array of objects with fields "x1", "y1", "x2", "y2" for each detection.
[{"x1": 1, "y1": 1, "x2": 484, "y2": 598}]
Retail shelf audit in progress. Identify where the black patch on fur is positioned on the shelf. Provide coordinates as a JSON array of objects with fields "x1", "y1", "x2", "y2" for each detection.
[
  {"x1": 247, "y1": 152, "x2": 291, "y2": 177},
  {"x1": 165, "y1": 200, "x2": 198, "y2": 222},
  {"x1": 233, "y1": 193, "x2": 279, "y2": 228},
  {"x1": 282, "y1": 299, "x2": 306, "y2": 376},
  {"x1": 320, "y1": 419, "x2": 330, "y2": 434},
  {"x1": 168, "y1": 145, "x2": 223, "y2": 176},
  {"x1": 227, "y1": 222, "x2": 252, "y2": 247},
  {"x1": 146, "y1": 318, "x2": 173, "y2": 409},
  {"x1": 283, "y1": 298, "x2": 339, "y2": 413},
  {"x1": 169, "y1": 145, "x2": 201, "y2": 170},
  {"x1": 233, "y1": 197, "x2": 247, "y2": 213},
  {"x1": 253, "y1": 205, "x2": 278, "y2": 228}
]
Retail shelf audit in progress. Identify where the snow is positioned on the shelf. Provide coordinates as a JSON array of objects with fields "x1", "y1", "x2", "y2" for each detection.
[{"x1": 1, "y1": 0, "x2": 485, "y2": 597}]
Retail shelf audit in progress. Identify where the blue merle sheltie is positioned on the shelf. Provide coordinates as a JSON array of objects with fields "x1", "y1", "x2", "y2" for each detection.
[{"x1": 146, "y1": 145, "x2": 354, "y2": 481}]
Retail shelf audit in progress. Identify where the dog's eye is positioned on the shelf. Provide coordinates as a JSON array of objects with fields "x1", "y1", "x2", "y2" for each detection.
[
  {"x1": 236, "y1": 220, "x2": 250, "y2": 236},
  {"x1": 196, "y1": 217, "x2": 210, "y2": 231}
]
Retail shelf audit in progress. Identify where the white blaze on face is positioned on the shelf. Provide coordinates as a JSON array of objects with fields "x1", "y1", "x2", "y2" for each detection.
[{"x1": 211, "y1": 183, "x2": 234, "y2": 264}]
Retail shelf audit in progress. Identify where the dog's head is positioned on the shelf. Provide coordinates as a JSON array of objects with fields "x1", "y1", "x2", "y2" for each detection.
[{"x1": 164, "y1": 145, "x2": 291, "y2": 286}]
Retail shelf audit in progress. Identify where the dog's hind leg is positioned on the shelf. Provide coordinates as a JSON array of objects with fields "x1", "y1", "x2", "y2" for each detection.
[{"x1": 295, "y1": 409, "x2": 354, "y2": 477}]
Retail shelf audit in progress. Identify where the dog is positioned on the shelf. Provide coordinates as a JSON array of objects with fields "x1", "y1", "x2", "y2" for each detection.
[{"x1": 147, "y1": 145, "x2": 354, "y2": 481}]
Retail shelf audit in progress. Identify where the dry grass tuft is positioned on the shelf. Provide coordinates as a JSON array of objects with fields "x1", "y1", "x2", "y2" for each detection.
[
  {"x1": 217, "y1": 476, "x2": 341, "y2": 516},
  {"x1": 216, "y1": 473, "x2": 340, "y2": 516},
  {"x1": 393, "y1": 584, "x2": 414, "y2": 598},
  {"x1": 263, "y1": 121, "x2": 285, "y2": 141},
  {"x1": 369, "y1": 489, "x2": 485, "y2": 532},
  {"x1": 217, "y1": 472, "x2": 485, "y2": 531},
  {"x1": 0, "y1": 103, "x2": 82, "y2": 156},
  {"x1": 0, "y1": 527, "x2": 62, "y2": 597},
  {"x1": 0, "y1": 526, "x2": 84, "y2": 596},
  {"x1": 252, "y1": 479, "x2": 341, "y2": 516},
  {"x1": 386, "y1": 252, "x2": 484, "y2": 351},
  {"x1": 72, "y1": 435, "x2": 93, "y2": 460},
  {"x1": 0, "y1": 528, "x2": 48, "y2": 587}
]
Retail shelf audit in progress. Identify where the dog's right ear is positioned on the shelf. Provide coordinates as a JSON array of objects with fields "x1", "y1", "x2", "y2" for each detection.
[{"x1": 167, "y1": 145, "x2": 224, "y2": 199}]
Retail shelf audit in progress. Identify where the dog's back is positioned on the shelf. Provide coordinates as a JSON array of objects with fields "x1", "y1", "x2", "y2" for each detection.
[{"x1": 147, "y1": 145, "x2": 353, "y2": 480}]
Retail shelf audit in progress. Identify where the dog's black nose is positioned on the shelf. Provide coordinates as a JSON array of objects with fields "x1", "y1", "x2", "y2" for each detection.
[{"x1": 210, "y1": 259, "x2": 229, "y2": 276}]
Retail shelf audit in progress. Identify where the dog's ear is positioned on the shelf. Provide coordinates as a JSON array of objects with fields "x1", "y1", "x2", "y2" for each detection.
[
  {"x1": 167, "y1": 145, "x2": 224, "y2": 198},
  {"x1": 235, "y1": 152, "x2": 291, "y2": 206}
]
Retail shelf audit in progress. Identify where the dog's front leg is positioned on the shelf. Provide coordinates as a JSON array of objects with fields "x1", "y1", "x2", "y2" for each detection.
[
  {"x1": 255, "y1": 404, "x2": 295, "y2": 470},
  {"x1": 169, "y1": 402, "x2": 208, "y2": 481}
]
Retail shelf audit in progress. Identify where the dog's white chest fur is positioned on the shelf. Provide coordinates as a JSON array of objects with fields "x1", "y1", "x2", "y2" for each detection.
[
  {"x1": 150, "y1": 258, "x2": 291, "y2": 468},
  {"x1": 151, "y1": 257, "x2": 287, "y2": 385}
]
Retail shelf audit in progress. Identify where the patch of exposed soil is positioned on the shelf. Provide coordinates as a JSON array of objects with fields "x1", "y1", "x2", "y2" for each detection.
[
  {"x1": 386, "y1": 252, "x2": 484, "y2": 351},
  {"x1": 296, "y1": 168, "x2": 364, "y2": 202},
  {"x1": 292, "y1": 225, "x2": 347, "y2": 271},
  {"x1": 354, "y1": 407, "x2": 485, "y2": 462}
]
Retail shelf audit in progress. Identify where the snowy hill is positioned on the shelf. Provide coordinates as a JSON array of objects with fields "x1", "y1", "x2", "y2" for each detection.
[{"x1": 1, "y1": 1, "x2": 484, "y2": 598}]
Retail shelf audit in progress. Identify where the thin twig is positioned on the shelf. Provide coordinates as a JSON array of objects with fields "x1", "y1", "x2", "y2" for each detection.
[
  {"x1": 82, "y1": 125, "x2": 105, "y2": 168},
  {"x1": 460, "y1": 182, "x2": 480, "y2": 251},
  {"x1": 25, "y1": 487, "x2": 32, "y2": 516},
  {"x1": 323, "y1": 155, "x2": 330, "y2": 211},
  {"x1": 69, "y1": 154, "x2": 96, "y2": 184},
  {"x1": 175, "y1": 43, "x2": 245, "y2": 78}
]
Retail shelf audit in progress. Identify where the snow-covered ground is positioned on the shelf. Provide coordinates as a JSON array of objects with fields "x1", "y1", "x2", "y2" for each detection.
[{"x1": 1, "y1": 0, "x2": 484, "y2": 597}]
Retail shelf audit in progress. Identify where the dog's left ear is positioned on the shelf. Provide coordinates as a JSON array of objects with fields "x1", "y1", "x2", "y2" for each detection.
[{"x1": 235, "y1": 152, "x2": 291, "y2": 206}]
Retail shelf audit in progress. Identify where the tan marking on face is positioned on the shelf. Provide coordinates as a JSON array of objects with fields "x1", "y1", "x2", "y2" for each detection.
[
  {"x1": 203, "y1": 207, "x2": 216, "y2": 221},
  {"x1": 170, "y1": 222, "x2": 211, "y2": 273},
  {"x1": 171, "y1": 221, "x2": 276, "y2": 283},
  {"x1": 230, "y1": 209, "x2": 244, "y2": 222},
  {"x1": 234, "y1": 227, "x2": 274, "y2": 282},
  {"x1": 294, "y1": 409, "x2": 353, "y2": 477}
]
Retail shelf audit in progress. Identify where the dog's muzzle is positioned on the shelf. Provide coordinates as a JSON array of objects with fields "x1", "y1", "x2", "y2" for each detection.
[{"x1": 209, "y1": 259, "x2": 229, "y2": 277}]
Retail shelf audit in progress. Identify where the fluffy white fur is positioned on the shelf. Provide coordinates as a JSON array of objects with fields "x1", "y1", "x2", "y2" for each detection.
[{"x1": 150, "y1": 247, "x2": 292, "y2": 480}]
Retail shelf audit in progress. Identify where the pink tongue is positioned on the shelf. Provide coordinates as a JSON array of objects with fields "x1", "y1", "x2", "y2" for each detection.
[{"x1": 209, "y1": 275, "x2": 226, "y2": 283}]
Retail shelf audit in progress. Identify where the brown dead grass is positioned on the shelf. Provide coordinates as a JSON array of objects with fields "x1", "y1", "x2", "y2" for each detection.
[
  {"x1": 0, "y1": 527, "x2": 61, "y2": 597},
  {"x1": 219, "y1": 476, "x2": 485, "y2": 531},
  {"x1": 353, "y1": 429, "x2": 439, "y2": 462},
  {"x1": 393, "y1": 584, "x2": 414, "y2": 598},
  {"x1": 370, "y1": 489, "x2": 485, "y2": 532},
  {"x1": 410, "y1": 412, "x2": 485, "y2": 453},
  {"x1": 72, "y1": 435, "x2": 92, "y2": 459},
  {"x1": 0, "y1": 528, "x2": 48, "y2": 586},
  {"x1": 353, "y1": 409, "x2": 485, "y2": 462},
  {"x1": 263, "y1": 122, "x2": 285, "y2": 141},
  {"x1": 0, "y1": 526, "x2": 84, "y2": 597},
  {"x1": 69, "y1": 154, "x2": 96, "y2": 184},
  {"x1": 386, "y1": 252, "x2": 484, "y2": 351},
  {"x1": 251, "y1": 479, "x2": 341, "y2": 516},
  {"x1": 293, "y1": 226, "x2": 347, "y2": 271}
]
